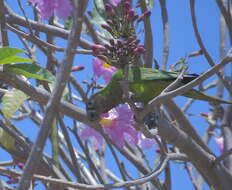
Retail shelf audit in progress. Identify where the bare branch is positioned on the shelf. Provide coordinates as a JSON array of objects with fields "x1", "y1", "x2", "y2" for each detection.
[
  {"x1": 4, "y1": 3, "x2": 92, "y2": 49},
  {"x1": 189, "y1": 0, "x2": 232, "y2": 96},
  {"x1": 16, "y1": 1, "x2": 89, "y2": 189},
  {"x1": 0, "y1": 153, "x2": 187, "y2": 189},
  {"x1": 159, "y1": 0, "x2": 170, "y2": 70},
  {"x1": 140, "y1": 0, "x2": 153, "y2": 68}
]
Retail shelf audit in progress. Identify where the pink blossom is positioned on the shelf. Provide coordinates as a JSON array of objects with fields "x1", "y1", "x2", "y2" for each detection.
[
  {"x1": 81, "y1": 104, "x2": 155, "y2": 149},
  {"x1": 29, "y1": 0, "x2": 73, "y2": 20},
  {"x1": 79, "y1": 127, "x2": 103, "y2": 150},
  {"x1": 17, "y1": 162, "x2": 25, "y2": 170},
  {"x1": 100, "y1": 105, "x2": 139, "y2": 148},
  {"x1": 137, "y1": 132, "x2": 155, "y2": 149},
  {"x1": 92, "y1": 58, "x2": 117, "y2": 83},
  {"x1": 110, "y1": 0, "x2": 121, "y2": 6},
  {"x1": 80, "y1": 105, "x2": 139, "y2": 149},
  {"x1": 215, "y1": 137, "x2": 224, "y2": 154}
]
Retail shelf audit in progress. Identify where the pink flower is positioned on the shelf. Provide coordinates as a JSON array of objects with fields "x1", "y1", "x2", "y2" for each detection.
[
  {"x1": 17, "y1": 162, "x2": 25, "y2": 169},
  {"x1": 80, "y1": 104, "x2": 139, "y2": 149},
  {"x1": 215, "y1": 137, "x2": 224, "y2": 154},
  {"x1": 137, "y1": 132, "x2": 155, "y2": 149},
  {"x1": 29, "y1": 0, "x2": 73, "y2": 20},
  {"x1": 79, "y1": 127, "x2": 103, "y2": 150},
  {"x1": 110, "y1": 0, "x2": 121, "y2": 6},
  {"x1": 7, "y1": 177, "x2": 19, "y2": 184},
  {"x1": 92, "y1": 58, "x2": 117, "y2": 83},
  {"x1": 100, "y1": 104, "x2": 139, "y2": 148}
]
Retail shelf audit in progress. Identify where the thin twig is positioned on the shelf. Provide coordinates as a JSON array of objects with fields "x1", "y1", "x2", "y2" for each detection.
[
  {"x1": 0, "y1": 0, "x2": 9, "y2": 46},
  {"x1": 185, "y1": 163, "x2": 202, "y2": 190},
  {"x1": 16, "y1": 0, "x2": 34, "y2": 35},
  {"x1": 140, "y1": 48, "x2": 232, "y2": 119},
  {"x1": 70, "y1": 75, "x2": 88, "y2": 103},
  {"x1": 16, "y1": 1, "x2": 89, "y2": 189},
  {"x1": 6, "y1": 24, "x2": 92, "y2": 54},
  {"x1": 4, "y1": 3, "x2": 92, "y2": 49},
  {"x1": 84, "y1": 15, "x2": 101, "y2": 44},
  {"x1": 140, "y1": 0, "x2": 153, "y2": 68},
  {"x1": 71, "y1": 126, "x2": 105, "y2": 184},
  {"x1": 159, "y1": 0, "x2": 169, "y2": 70},
  {"x1": 58, "y1": 116, "x2": 85, "y2": 182},
  {"x1": 215, "y1": 0, "x2": 232, "y2": 45},
  {"x1": 190, "y1": 0, "x2": 232, "y2": 96},
  {"x1": 0, "y1": 153, "x2": 187, "y2": 189}
]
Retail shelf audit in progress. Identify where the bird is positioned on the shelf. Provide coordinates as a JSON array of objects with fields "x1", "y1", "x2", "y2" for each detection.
[{"x1": 86, "y1": 66, "x2": 231, "y2": 121}]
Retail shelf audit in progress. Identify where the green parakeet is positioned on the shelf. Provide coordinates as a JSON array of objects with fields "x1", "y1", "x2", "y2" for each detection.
[{"x1": 87, "y1": 67, "x2": 231, "y2": 121}]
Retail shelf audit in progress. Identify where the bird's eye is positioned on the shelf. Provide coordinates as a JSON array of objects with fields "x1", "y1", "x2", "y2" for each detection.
[
  {"x1": 87, "y1": 99, "x2": 94, "y2": 109},
  {"x1": 87, "y1": 110, "x2": 99, "y2": 121}
]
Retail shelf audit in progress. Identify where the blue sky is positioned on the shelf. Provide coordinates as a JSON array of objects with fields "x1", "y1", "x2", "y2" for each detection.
[{"x1": 1, "y1": 0, "x2": 228, "y2": 189}]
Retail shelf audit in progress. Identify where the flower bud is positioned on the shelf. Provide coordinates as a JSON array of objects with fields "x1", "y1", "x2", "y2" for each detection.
[
  {"x1": 156, "y1": 149, "x2": 161, "y2": 154},
  {"x1": 116, "y1": 40, "x2": 123, "y2": 47},
  {"x1": 132, "y1": 39, "x2": 140, "y2": 45},
  {"x1": 137, "y1": 10, "x2": 151, "y2": 22},
  {"x1": 97, "y1": 55, "x2": 108, "y2": 62},
  {"x1": 132, "y1": 14, "x2": 139, "y2": 22},
  {"x1": 208, "y1": 131, "x2": 216, "y2": 136},
  {"x1": 104, "y1": 44, "x2": 111, "y2": 49},
  {"x1": 188, "y1": 49, "x2": 203, "y2": 57},
  {"x1": 144, "y1": 10, "x2": 151, "y2": 17},
  {"x1": 91, "y1": 44, "x2": 106, "y2": 52},
  {"x1": 124, "y1": 1, "x2": 131, "y2": 10},
  {"x1": 17, "y1": 162, "x2": 25, "y2": 169},
  {"x1": 109, "y1": 38, "x2": 115, "y2": 46},
  {"x1": 71, "y1": 65, "x2": 85, "y2": 72},
  {"x1": 105, "y1": 3, "x2": 113, "y2": 14},
  {"x1": 128, "y1": 9, "x2": 136, "y2": 18},
  {"x1": 200, "y1": 112, "x2": 208, "y2": 117},
  {"x1": 101, "y1": 24, "x2": 113, "y2": 33},
  {"x1": 127, "y1": 36, "x2": 136, "y2": 42},
  {"x1": 7, "y1": 177, "x2": 19, "y2": 184},
  {"x1": 106, "y1": 19, "x2": 113, "y2": 25},
  {"x1": 134, "y1": 45, "x2": 145, "y2": 54}
]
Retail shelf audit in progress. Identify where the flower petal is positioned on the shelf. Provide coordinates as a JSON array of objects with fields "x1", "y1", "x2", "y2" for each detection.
[
  {"x1": 79, "y1": 126, "x2": 103, "y2": 150},
  {"x1": 215, "y1": 137, "x2": 224, "y2": 154},
  {"x1": 92, "y1": 58, "x2": 116, "y2": 83},
  {"x1": 29, "y1": 0, "x2": 73, "y2": 20}
]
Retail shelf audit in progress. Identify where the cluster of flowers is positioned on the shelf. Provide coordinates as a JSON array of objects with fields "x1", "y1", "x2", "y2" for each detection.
[
  {"x1": 28, "y1": 0, "x2": 155, "y2": 150},
  {"x1": 30, "y1": 0, "x2": 224, "y2": 154},
  {"x1": 92, "y1": 37, "x2": 145, "y2": 69},
  {"x1": 80, "y1": 104, "x2": 155, "y2": 149},
  {"x1": 91, "y1": 0, "x2": 150, "y2": 68},
  {"x1": 102, "y1": 1, "x2": 151, "y2": 38},
  {"x1": 84, "y1": 0, "x2": 155, "y2": 149}
]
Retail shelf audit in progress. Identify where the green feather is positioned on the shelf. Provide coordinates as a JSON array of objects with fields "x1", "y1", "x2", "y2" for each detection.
[{"x1": 87, "y1": 67, "x2": 231, "y2": 120}]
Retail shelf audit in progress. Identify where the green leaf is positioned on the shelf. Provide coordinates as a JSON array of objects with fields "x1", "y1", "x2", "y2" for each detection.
[
  {"x1": 91, "y1": 3, "x2": 106, "y2": 26},
  {"x1": 93, "y1": 0, "x2": 106, "y2": 17},
  {"x1": 5, "y1": 63, "x2": 55, "y2": 82},
  {"x1": 0, "y1": 47, "x2": 32, "y2": 64},
  {"x1": 90, "y1": 4, "x2": 112, "y2": 38},
  {"x1": 0, "y1": 128, "x2": 15, "y2": 151},
  {"x1": 0, "y1": 56, "x2": 33, "y2": 65},
  {"x1": 64, "y1": 16, "x2": 73, "y2": 30},
  {"x1": 146, "y1": 0, "x2": 154, "y2": 8},
  {"x1": 1, "y1": 89, "x2": 28, "y2": 121}
]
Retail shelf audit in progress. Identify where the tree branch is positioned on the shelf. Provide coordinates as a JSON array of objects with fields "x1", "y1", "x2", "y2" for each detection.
[{"x1": 16, "y1": 1, "x2": 88, "y2": 189}]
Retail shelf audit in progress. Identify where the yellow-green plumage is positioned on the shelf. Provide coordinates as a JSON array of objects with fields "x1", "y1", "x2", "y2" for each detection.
[{"x1": 86, "y1": 67, "x2": 231, "y2": 120}]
